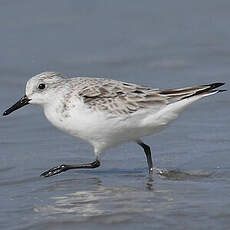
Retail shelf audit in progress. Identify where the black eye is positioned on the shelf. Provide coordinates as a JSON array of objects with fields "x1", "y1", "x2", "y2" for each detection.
[{"x1": 38, "y1": 83, "x2": 46, "y2": 90}]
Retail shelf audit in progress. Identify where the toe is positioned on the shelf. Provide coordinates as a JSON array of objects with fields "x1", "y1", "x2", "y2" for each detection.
[{"x1": 40, "y1": 165, "x2": 67, "y2": 177}]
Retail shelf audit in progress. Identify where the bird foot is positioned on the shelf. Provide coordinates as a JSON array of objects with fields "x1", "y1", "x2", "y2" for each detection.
[{"x1": 40, "y1": 164, "x2": 68, "y2": 177}]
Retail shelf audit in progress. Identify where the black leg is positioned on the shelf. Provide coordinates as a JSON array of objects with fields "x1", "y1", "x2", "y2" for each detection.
[
  {"x1": 137, "y1": 141, "x2": 153, "y2": 174},
  {"x1": 40, "y1": 160, "x2": 100, "y2": 177}
]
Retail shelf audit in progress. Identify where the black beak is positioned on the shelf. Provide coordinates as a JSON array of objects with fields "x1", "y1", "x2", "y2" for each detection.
[{"x1": 3, "y1": 95, "x2": 31, "y2": 116}]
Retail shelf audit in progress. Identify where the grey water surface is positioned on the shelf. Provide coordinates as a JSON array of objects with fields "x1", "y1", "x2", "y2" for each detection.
[{"x1": 0, "y1": 1, "x2": 230, "y2": 230}]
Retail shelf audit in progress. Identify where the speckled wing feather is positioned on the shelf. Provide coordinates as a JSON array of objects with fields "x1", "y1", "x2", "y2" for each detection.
[
  {"x1": 77, "y1": 78, "x2": 224, "y2": 115},
  {"x1": 76, "y1": 78, "x2": 166, "y2": 115}
]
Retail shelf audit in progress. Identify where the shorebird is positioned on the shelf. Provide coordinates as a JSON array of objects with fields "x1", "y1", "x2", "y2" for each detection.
[{"x1": 3, "y1": 72, "x2": 225, "y2": 177}]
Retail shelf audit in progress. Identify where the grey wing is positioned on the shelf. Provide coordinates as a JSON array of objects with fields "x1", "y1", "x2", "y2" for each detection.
[
  {"x1": 78, "y1": 78, "x2": 168, "y2": 115},
  {"x1": 78, "y1": 79, "x2": 225, "y2": 115}
]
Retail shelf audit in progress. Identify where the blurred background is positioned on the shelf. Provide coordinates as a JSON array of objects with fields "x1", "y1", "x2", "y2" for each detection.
[{"x1": 0, "y1": 1, "x2": 229, "y2": 230}]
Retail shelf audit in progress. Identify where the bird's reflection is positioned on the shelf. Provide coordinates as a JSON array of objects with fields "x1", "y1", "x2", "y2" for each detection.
[
  {"x1": 34, "y1": 169, "x2": 212, "y2": 217},
  {"x1": 35, "y1": 184, "x2": 145, "y2": 216},
  {"x1": 146, "y1": 176, "x2": 154, "y2": 191},
  {"x1": 34, "y1": 174, "x2": 171, "y2": 217}
]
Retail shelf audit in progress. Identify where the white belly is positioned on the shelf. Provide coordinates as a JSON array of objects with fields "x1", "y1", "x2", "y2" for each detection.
[{"x1": 43, "y1": 96, "x2": 198, "y2": 154}]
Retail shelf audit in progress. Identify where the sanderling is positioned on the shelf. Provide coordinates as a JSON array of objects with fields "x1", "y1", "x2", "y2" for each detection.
[{"x1": 3, "y1": 72, "x2": 225, "y2": 177}]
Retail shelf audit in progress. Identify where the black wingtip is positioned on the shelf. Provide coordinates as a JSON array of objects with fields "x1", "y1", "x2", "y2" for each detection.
[
  {"x1": 217, "y1": 89, "x2": 227, "y2": 93},
  {"x1": 182, "y1": 82, "x2": 226, "y2": 100},
  {"x1": 204, "y1": 82, "x2": 225, "y2": 90}
]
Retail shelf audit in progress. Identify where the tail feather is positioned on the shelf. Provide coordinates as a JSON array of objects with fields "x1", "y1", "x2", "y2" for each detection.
[
  {"x1": 142, "y1": 82, "x2": 226, "y2": 130},
  {"x1": 159, "y1": 82, "x2": 226, "y2": 102},
  {"x1": 181, "y1": 82, "x2": 226, "y2": 99}
]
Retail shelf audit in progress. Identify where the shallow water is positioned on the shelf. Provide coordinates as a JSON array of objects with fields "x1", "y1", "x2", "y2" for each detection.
[{"x1": 0, "y1": 1, "x2": 230, "y2": 230}]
